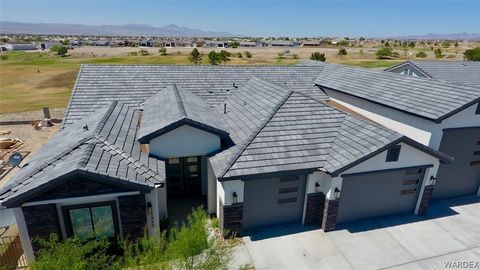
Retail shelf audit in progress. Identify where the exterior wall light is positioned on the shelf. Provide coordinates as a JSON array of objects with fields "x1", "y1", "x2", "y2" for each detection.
[
  {"x1": 334, "y1": 188, "x2": 341, "y2": 199},
  {"x1": 430, "y1": 176, "x2": 437, "y2": 185},
  {"x1": 315, "y1": 182, "x2": 321, "y2": 192},
  {"x1": 232, "y1": 192, "x2": 238, "y2": 204}
]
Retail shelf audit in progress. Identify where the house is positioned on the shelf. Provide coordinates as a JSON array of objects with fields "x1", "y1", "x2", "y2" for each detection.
[
  {"x1": 239, "y1": 41, "x2": 258, "y2": 47},
  {"x1": 385, "y1": 60, "x2": 480, "y2": 87},
  {"x1": 4, "y1": 42, "x2": 37, "y2": 51},
  {"x1": 301, "y1": 60, "x2": 480, "y2": 200},
  {"x1": 0, "y1": 64, "x2": 476, "y2": 263},
  {"x1": 205, "y1": 41, "x2": 228, "y2": 48},
  {"x1": 38, "y1": 41, "x2": 63, "y2": 50},
  {"x1": 269, "y1": 40, "x2": 297, "y2": 47},
  {"x1": 301, "y1": 40, "x2": 322, "y2": 47}
]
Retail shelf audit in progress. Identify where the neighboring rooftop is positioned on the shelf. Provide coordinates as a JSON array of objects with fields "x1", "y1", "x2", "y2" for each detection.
[
  {"x1": 386, "y1": 60, "x2": 480, "y2": 87},
  {"x1": 302, "y1": 60, "x2": 480, "y2": 122},
  {"x1": 64, "y1": 65, "x2": 326, "y2": 127}
]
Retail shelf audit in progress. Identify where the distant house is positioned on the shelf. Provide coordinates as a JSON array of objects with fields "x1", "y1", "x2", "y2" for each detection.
[
  {"x1": 302, "y1": 40, "x2": 322, "y2": 47},
  {"x1": 5, "y1": 42, "x2": 37, "y2": 51},
  {"x1": 205, "y1": 41, "x2": 228, "y2": 48},
  {"x1": 269, "y1": 40, "x2": 297, "y2": 47},
  {"x1": 239, "y1": 41, "x2": 258, "y2": 47}
]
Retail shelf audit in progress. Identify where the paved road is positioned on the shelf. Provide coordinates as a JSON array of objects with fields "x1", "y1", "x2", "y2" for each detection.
[{"x1": 242, "y1": 196, "x2": 480, "y2": 270}]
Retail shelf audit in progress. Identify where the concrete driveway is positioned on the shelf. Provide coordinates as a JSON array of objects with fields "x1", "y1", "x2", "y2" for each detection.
[{"x1": 242, "y1": 196, "x2": 480, "y2": 270}]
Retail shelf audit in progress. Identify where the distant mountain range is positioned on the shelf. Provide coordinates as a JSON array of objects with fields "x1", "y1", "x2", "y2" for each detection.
[
  {"x1": 0, "y1": 21, "x2": 235, "y2": 37},
  {"x1": 386, "y1": 33, "x2": 480, "y2": 41}
]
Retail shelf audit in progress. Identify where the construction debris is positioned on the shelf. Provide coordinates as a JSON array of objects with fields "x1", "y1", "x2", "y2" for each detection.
[{"x1": 0, "y1": 138, "x2": 22, "y2": 150}]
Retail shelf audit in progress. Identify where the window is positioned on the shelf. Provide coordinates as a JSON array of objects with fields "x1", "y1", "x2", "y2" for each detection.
[
  {"x1": 62, "y1": 201, "x2": 118, "y2": 238},
  {"x1": 386, "y1": 145, "x2": 401, "y2": 162},
  {"x1": 400, "y1": 189, "x2": 417, "y2": 195},
  {"x1": 476, "y1": 103, "x2": 480, "y2": 115},
  {"x1": 278, "y1": 186, "x2": 299, "y2": 194},
  {"x1": 278, "y1": 197, "x2": 297, "y2": 204},
  {"x1": 403, "y1": 179, "x2": 419, "y2": 185}
]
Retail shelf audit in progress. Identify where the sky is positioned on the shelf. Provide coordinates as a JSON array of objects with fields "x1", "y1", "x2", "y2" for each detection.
[{"x1": 0, "y1": 0, "x2": 479, "y2": 37}]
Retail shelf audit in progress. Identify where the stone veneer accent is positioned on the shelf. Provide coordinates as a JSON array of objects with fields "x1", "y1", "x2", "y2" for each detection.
[
  {"x1": 321, "y1": 198, "x2": 340, "y2": 232},
  {"x1": 418, "y1": 185, "x2": 435, "y2": 216},
  {"x1": 304, "y1": 192, "x2": 326, "y2": 226},
  {"x1": 118, "y1": 193, "x2": 147, "y2": 240},
  {"x1": 22, "y1": 204, "x2": 62, "y2": 252},
  {"x1": 221, "y1": 202, "x2": 243, "y2": 237}
]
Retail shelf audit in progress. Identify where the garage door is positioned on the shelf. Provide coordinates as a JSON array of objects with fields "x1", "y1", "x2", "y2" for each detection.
[
  {"x1": 243, "y1": 175, "x2": 306, "y2": 230},
  {"x1": 434, "y1": 127, "x2": 480, "y2": 199},
  {"x1": 337, "y1": 167, "x2": 425, "y2": 224}
]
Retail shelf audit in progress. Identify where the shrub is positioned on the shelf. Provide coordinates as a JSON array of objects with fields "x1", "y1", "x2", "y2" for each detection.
[
  {"x1": 338, "y1": 48, "x2": 348, "y2": 56},
  {"x1": 375, "y1": 47, "x2": 393, "y2": 59},
  {"x1": 292, "y1": 54, "x2": 299, "y2": 59},
  {"x1": 188, "y1": 48, "x2": 202, "y2": 64},
  {"x1": 434, "y1": 48, "x2": 444, "y2": 58},
  {"x1": 159, "y1": 47, "x2": 167, "y2": 55},
  {"x1": 50, "y1": 44, "x2": 68, "y2": 56},
  {"x1": 230, "y1": 41, "x2": 239, "y2": 48},
  {"x1": 442, "y1": 41, "x2": 451, "y2": 48},
  {"x1": 30, "y1": 234, "x2": 118, "y2": 270},
  {"x1": 244, "y1": 51, "x2": 252, "y2": 58},
  {"x1": 416, "y1": 51, "x2": 427, "y2": 58},
  {"x1": 309, "y1": 52, "x2": 326, "y2": 61},
  {"x1": 236, "y1": 52, "x2": 243, "y2": 58},
  {"x1": 277, "y1": 52, "x2": 285, "y2": 59},
  {"x1": 128, "y1": 52, "x2": 138, "y2": 56},
  {"x1": 208, "y1": 51, "x2": 219, "y2": 65},
  {"x1": 218, "y1": 50, "x2": 231, "y2": 65},
  {"x1": 464, "y1": 47, "x2": 480, "y2": 61},
  {"x1": 139, "y1": 49, "x2": 149, "y2": 56},
  {"x1": 0, "y1": 54, "x2": 8, "y2": 61}
]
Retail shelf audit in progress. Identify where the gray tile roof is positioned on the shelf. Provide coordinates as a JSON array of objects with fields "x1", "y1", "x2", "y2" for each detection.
[
  {"x1": 210, "y1": 77, "x2": 451, "y2": 180},
  {"x1": 387, "y1": 60, "x2": 480, "y2": 87},
  {"x1": 0, "y1": 102, "x2": 164, "y2": 207},
  {"x1": 64, "y1": 65, "x2": 326, "y2": 127},
  {"x1": 306, "y1": 60, "x2": 480, "y2": 122},
  {"x1": 137, "y1": 84, "x2": 229, "y2": 143}
]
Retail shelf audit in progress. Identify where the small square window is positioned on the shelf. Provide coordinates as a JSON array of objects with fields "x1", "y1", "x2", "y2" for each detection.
[
  {"x1": 386, "y1": 145, "x2": 401, "y2": 162},
  {"x1": 476, "y1": 103, "x2": 480, "y2": 115}
]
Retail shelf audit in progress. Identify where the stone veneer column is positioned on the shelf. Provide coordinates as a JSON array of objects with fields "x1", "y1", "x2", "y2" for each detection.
[
  {"x1": 221, "y1": 202, "x2": 243, "y2": 237},
  {"x1": 418, "y1": 185, "x2": 435, "y2": 216},
  {"x1": 304, "y1": 192, "x2": 326, "y2": 226},
  {"x1": 321, "y1": 198, "x2": 340, "y2": 232},
  {"x1": 118, "y1": 193, "x2": 147, "y2": 240},
  {"x1": 22, "y1": 204, "x2": 62, "y2": 253}
]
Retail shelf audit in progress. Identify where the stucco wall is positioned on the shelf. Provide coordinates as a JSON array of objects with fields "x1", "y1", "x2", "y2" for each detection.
[
  {"x1": 149, "y1": 125, "x2": 221, "y2": 158},
  {"x1": 326, "y1": 90, "x2": 480, "y2": 150}
]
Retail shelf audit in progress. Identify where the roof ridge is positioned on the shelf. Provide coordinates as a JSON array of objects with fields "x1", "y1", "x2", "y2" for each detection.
[
  {"x1": 94, "y1": 101, "x2": 119, "y2": 134},
  {"x1": 220, "y1": 89, "x2": 294, "y2": 178},
  {"x1": 94, "y1": 134, "x2": 164, "y2": 183},
  {"x1": 61, "y1": 64, "x2": 85, "y2": 129},
  {"x1": 172, "y1": 84, "x2": 187, "y2": 118}
]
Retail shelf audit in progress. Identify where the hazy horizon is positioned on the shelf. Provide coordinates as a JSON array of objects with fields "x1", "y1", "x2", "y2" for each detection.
[{"x1": 1, "y1": 0, "x2": 479, "y2": 37}]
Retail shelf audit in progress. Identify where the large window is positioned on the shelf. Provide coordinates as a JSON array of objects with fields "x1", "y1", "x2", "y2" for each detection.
[{"x1": 62, "y1": 201, "x2": 119, "y2": 238}]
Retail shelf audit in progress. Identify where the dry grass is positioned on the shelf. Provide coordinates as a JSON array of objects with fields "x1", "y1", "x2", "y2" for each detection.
[{"x1": 0, "y1": 44, "x2": 473, "y2": 114}]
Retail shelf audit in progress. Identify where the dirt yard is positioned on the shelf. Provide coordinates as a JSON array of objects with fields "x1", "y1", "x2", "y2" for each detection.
[{"x1": 0, "y1": 124, "x2": 60, "y2": 187}]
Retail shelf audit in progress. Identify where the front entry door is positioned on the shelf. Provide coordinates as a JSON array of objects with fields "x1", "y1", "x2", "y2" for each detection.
[{"x1": 166, "y1": 156, "x2": 201, "y2": 197}]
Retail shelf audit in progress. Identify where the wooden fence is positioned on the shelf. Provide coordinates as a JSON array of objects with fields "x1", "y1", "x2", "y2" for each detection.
[{"x1": 0, "y1": 235, "x2": 28, "y2": 269}]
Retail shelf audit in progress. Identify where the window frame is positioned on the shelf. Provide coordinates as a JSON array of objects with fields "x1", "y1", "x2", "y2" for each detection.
[
  {"x1": 61, "y1": 200, "x2": 120, "y2": 238},
  {"x1": 386, "y1": 145, "x2": 401, "y2": 162}
]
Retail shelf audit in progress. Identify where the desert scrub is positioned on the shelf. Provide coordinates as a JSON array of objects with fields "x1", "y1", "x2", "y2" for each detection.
[{"x1": 30, "y1": 208, "x2": 232, "y2": 270}]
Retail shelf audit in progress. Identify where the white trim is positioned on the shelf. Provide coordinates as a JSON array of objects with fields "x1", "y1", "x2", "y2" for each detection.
[
  {"x1": 22, "y1": 191, "x2": 140, "y2": 207},
  {"x1": 13, "y1": 207, "x2": 35, "y2": 263}
]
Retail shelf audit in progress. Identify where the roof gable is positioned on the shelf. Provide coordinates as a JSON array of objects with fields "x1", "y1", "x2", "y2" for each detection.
[{"x1": 137, "y1": 84, "x2": 230, "y2": 144}]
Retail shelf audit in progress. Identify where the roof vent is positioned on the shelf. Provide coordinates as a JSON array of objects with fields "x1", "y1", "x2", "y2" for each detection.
[
  {"x1": 83, "y1": 124, "x2": 89, "y2": 131},
  {"x1": 233, "y1": 82, "x2": 238, "y2": 88},
  {"x1": 223, "y1": 103, "x2": 227, "y2": 114}
]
